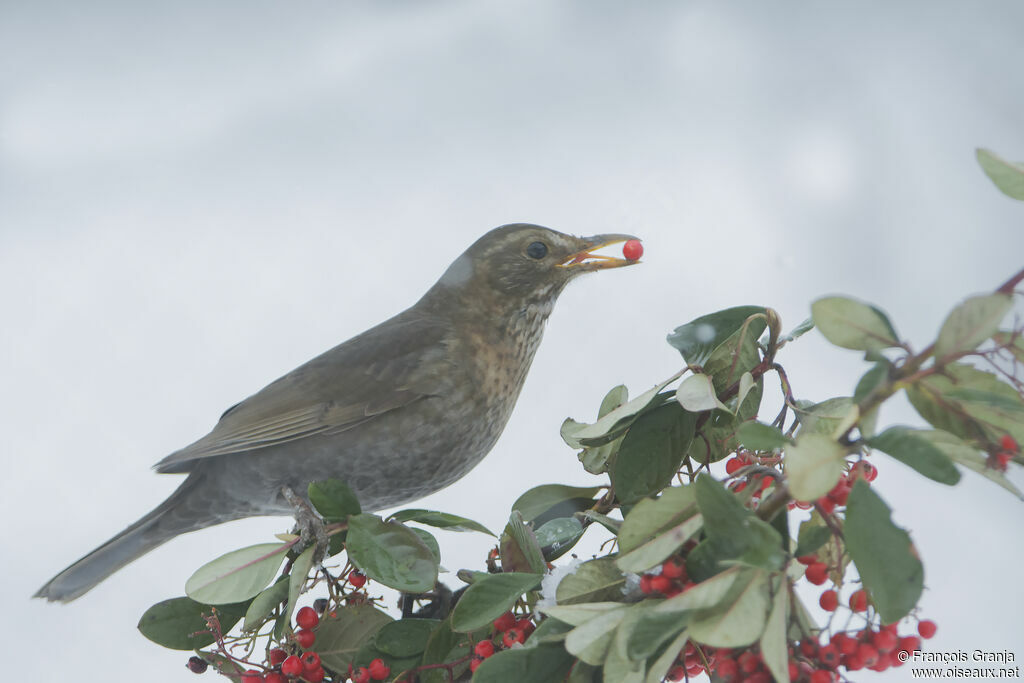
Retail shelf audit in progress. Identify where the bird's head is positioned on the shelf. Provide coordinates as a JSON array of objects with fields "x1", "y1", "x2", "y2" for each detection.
[{"x1": 428, "y1": 224, "x2": 641, "y2": 312}]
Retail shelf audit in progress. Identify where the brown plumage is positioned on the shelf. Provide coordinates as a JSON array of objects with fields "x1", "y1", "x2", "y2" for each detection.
[{"x1": 35, "y1": 223, "x2": 640, "y2": 602}]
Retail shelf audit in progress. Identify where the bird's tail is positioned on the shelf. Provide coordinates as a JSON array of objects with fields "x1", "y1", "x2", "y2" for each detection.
[{"x1": 34, "y1": 472, "x2": 216, "y2": 603}]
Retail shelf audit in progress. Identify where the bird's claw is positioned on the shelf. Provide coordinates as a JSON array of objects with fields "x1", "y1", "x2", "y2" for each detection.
[{"x1": 281, "y1": 486, "x2": 329, "y2": 563}]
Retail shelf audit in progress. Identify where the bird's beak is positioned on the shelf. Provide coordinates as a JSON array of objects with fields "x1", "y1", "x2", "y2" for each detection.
[{"x1": 557, "y1": 234, "x2": 642, "y2": 271}]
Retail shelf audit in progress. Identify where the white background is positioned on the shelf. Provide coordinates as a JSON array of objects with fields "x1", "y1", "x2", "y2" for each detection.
[{"x1": 3, "y1": 2, "x2": 1023, "y2": 681}]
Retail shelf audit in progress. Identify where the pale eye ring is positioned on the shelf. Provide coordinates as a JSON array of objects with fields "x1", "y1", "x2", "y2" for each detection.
[{"x1": 526, "y1": 241, "x2": 548, "y2": 259}]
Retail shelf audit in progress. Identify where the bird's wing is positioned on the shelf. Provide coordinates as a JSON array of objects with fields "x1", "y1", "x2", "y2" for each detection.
[{"x1": 154, "y1": 312, "x2": 453, "y2": 473}]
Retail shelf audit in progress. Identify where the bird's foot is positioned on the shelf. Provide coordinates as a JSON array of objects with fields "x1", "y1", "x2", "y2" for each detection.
[
  {"x1": 398, "y1": 581, "x2": 456, "y2": 620},
  {"x1": 282, "y1": 486, "x2": 329, "y2": 563}
]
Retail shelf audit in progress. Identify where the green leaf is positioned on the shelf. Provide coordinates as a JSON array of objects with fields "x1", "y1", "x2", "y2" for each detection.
[
  {"x1": 675, "y1": 373, "x2": 729, "y2": 412},
  {"x1": 691, "y1": 476, "x2": 785, "y2": 576},
  {"x1": 935, "y1": 293, "x2": 1013, "y2": 360},
  {"x1": 616, "y1": 513, "x2": 704, "y2": 574},
  {"x1": 540, "y1": 602, "x2": 625, "y2": 626},
  {"x1": 346, "y1": 514, "x2": 437, "y2": 593},
  {"x1": 644, "y1": 629, "x2": 690, "y2": 683},
  {"x1": 906, "y1": 363, "x2": 1024, "y2": 446},
  {"x1": 184, "y1": 543, "x2": 289, "y2": 605},
  {"x1": 511, "y1": 484, "x2": 601, "y2": 526},
  {"x1": 794, "y1": 525, "x2": 831, "y2": 558},
  {"x1": 977, "y1": 148, "x2": 1024, "y2": 200},
  {"x1": 618, "y1": 486, "x2": 697, "y2": 554},
  {"x1": 780, "y1": 317, "x2": 815, "y2": 344},
  {"x1": 387, "y1": 509, "x2": 494, "y2": 536},
  {"x1": 703, "y1": 317, "x2": 768, "y2": 394},
  {"x1": 667, "y1": 305, "x2": 767, "y2": 365},
  {"x1": 307, "y1": 479, "x2": 361, "y2": 522},
  {"x1": 419, "y1": 617, "x2": 472, "y2": 683},
  {"x1": 610, "y1": 403, "x2": 696, "y2": 504},
  {"x1": 555, "y1": 557, "x2": 627, "y2": 605},
  {"x1": 316, "y1": 604, "x2": 393, "y2": 672},
  {"x1": 471, "y1": 639, "x2": 575, "y2": 683},
  {"x1": 373, "y1": 618, "x2": 441, "y2": 658},
  {"x1": 867, "y1": 427, "x2": 962, "y2": 485},
  {"x1": 284, "y1": 545, "x2": 316, "y2": 626},
  {"x1": 656, "y1": 566, "x2": 743, "y2": 614},
  {"x1": 845, "y1": 481, "x2": 924, "y2": 624},
  {"x1": 993, "y1": 331, "x2": 1024, "y2": 364},
  {"x1": 917, "y1": 429, "x2": 1024, "y2": 500},
  {"x1": 785, "y1": 432, "x2": 847, "y2": 501},
  {"x1": 411, "y1": 527, "x2": 441, "y2": 565},
  {"x1": 563, "y1": 604, "x2": 628, "y2": 665},
  {"x1": 534, "y1": 517, "x2": 585, "y2": 561},
  {"x1": 449, "y1": 572, "x2": 542, "y2": 632},
  {"x1": 138, "y1": 597, "x2": 247, "y2": 650},
  {"x1": 793, "y1": 397, "x2": 859, "y2": 437},
  {"x1": 688, "y1": 569, "x2": 771, "y2": 648},
  {"x1": 811, "y1": 296, "x2": 900, "y2": 351},
  {"x1": 501, "y1": 511, "x2": 547, "y2": 574},
  {"x1": 242, "y1": 576, "x2": 289, "y2": 632},
  {"x1": 854, "y1": 361, "x2": 890, "y2": 403},
  {"x1": 736, "y1": 421, "x2": 789, "y2": 451},
  {"x1": 625, "y1": 610, "x2": 689, "y2": 662},
  {"x1": 560, "y1": 373, "x2": 681, "y2": 448},
  {"x1": 759, "y1": 577, "x2": 789, "y2": 683}
]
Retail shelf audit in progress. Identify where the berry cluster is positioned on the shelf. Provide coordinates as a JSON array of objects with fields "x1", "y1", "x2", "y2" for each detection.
[
  {"x1": 991, "y1": 434, "x2": 1019, "y2": 471},
  {"x1": 639, "y1": 556, "x2": 692, "y2": 598},
  {"x1": 348, "y1": 658, "x2": 390, "y2": 683},
  {"x1": 468, "y1": 610, "x2": 537, "y2": 672}
]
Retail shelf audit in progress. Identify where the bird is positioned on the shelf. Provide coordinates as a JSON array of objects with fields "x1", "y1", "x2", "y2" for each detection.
[{"x1": 36, "y1": 223, "x2": 641, "y2": 602}]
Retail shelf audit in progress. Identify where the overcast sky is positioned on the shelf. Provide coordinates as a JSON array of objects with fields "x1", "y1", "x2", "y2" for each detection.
[{"x1": 3, "y1": 2, "x2": 1023, "y2": 682}]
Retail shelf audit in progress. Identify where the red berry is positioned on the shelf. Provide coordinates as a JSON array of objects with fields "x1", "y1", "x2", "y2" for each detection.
[
  {"x1": 900, "y1": 635, "x2": 922, "y2": 652},
  {"x1": 819, "y1": 644, "x2": 840, "y2": 668},
  {"x1": 857, "y1": 643, "x2": 880, "y2": 667},
  {"x1": 186, "y1": 656, "x2": 209, "y2": 674},
  {"x1": 474, "y1": 640, "x2": 495, "y2": 658},
  {"x1": 738, "y1": 650, "x2": 761, "y2": 673},
  {"x1": 827, "y1": 480, "x2": 851, "y2": 506},
  {"x1": 294, "y1": 628, "x2": 316, "y2": 649},
  {"x1": 746, "y1": 673, "x2": 772, "y2": 683},
  {"x1": 502, "y1": 627, "x2": 525, "y2": 647},
  {"x1": 819, "y1": 589, "x2": 838, "y2": 611},
  {"x1": 717, "y1": 658, "x2": 739, "y2": 680},
  {"x1": 281, "y1": 655, "x2": 304, "y2": 677},
  {"x1": 240, "y1": 670, "x2": 264, "y2": 683},
  {"x1": 265, "y1": 674, "x2": 286, "y2": 683},
  {"x1": 809, "y1": 671, "x2": 834, "y2": 683},
  {"x1": 514, "y1": 618, "x2": 536, "y2": 636},
  {"x1": 850, "y1": 460, "x2": 877, "y2": 482},
  {"x1": 493, "y1": 611, "x2": 516, "y2": 632},
  {"x1": 805, "y1": 562, "x2": 829, "y2": 585},
  {"x1": 268, "y1": 648, "x2": 287, "y2": 666},
  {"x1": 304, "y1": 668, "x2": 325, "y2": 683},
  {"x1": 1000, "y1": 434, "x2": 1018, "y2": 452},
  {"x1": 833, "y1": 633, "x2": 857, "y2": 656},
  {"x1": 348, "y1": 570, "x2": 367, "y2": 588},
  {"x1": 666, "y1": 665, "x2": 686, "y2": 681},
  {"x1": 639, "y1": 573, "x2": 655, "y2": 594},
  {"x1": 725, "y1": 457, "x2": 743, "y2": 475},
  {"x1": 301, "y1": 651, "x2": 321, "y2": 673},
  {"x1": 661, "y1": 557, "x2": 686, "y2": 580},
  {"x1": 788, "y1": 661, "x2": 799, "y2": 680},
  {"x1": 918, "y1": 619, "x2": 938, "y2": 639},
  {"x1": 800, "y1": 640, "x2": 818, "y2": 657},
  {"x1": 796, "y1": 554, "x2": 817, "y2": 565},
  {"x1": 849, "y1": 589, "x2": 868, "y2": 612},
  {"x1": 817, "y1": 496, "x2": 836, "y2": 515},
  {"x1": 872, "y1": 629, "x2": 898, "y2": 652},
  {"x1": 296, "y1": 606, "x2": 319, "y2": 631},
  {"x1": 469, "y1": 657, "x2": 483, "y2": 673},
  {"x1": 622, "y1": 239, "x2": 643, "y2": 261},
  {"x1": 352, "y1": 667, "x2": 371, "y2": 683},
  {"x1": 650, "y1": 574, "x2": 674, "y2": 594},
  {"x1": 367, "y1": 658, "x2": 390, "y2": 680}
]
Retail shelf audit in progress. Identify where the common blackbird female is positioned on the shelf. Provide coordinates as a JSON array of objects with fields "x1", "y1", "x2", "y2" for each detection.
[{"x1": 36, "y1": 223, "x2": 640, "y2": 602}]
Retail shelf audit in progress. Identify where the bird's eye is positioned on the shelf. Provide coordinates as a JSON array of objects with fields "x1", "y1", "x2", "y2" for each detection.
[{"x1": 526, "y1": 241, "x2": 548, "y2": 259}]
